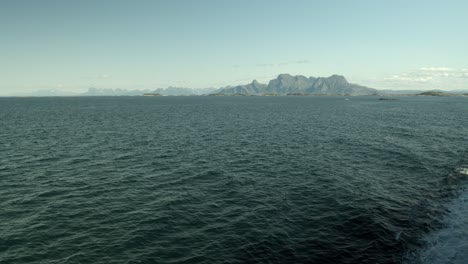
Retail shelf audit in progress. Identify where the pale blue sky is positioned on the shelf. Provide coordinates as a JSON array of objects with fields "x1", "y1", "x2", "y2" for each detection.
[{"x1": 1, "y1": 0, "x2": 468, "y2": 95}]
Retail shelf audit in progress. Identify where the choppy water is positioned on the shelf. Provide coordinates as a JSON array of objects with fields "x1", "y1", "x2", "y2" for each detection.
[{"x1": 1, "y1": 96, "x2": 467, "y2": 264}]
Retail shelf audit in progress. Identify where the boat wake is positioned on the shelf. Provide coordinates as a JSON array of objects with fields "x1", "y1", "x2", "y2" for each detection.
[
  {"x1": 405, "y1": 166, "x2": 468, "y2": 264},
  {"x1": 457, "y1": 167, "x2": 468, "y2": 176}
]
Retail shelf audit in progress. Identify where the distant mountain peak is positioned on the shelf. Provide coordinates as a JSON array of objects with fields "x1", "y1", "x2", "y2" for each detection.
[
  {"x1": 218, "y1": 79, "x2": 267, "y2": 94},
  {"x1": 325, "y1": 74, "x2": 349, "y2": 86},
  {"x1": 329, "y1": 74, "x2": 347, "y2": 80},
  {"x1": 277, "y1": 73, "x2": 293, "y2": 79},
  {"x1": 218, "y1": 73, "x2": 377, "y2": 95}
]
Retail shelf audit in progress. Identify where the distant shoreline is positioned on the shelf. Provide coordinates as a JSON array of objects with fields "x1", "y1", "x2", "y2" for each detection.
[{"x1": 2, "y1": 92, "x2": 467, "y2": 98}]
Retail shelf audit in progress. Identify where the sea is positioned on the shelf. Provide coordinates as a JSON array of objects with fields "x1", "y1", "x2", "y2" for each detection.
[{"x1": 0, "y1": 96, "x2": 467, "y2": 264}]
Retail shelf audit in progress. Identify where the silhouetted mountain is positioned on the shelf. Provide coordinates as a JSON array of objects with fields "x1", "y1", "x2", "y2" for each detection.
[
  {"x1": 80, "y1": 87, "x2": 216, "y2": 96},
  {"x1": 218, "y1": 74, "x2": 378, "y2": 95},
  {"x1": 151, "y1": 87, "x2": 216, "y2": 96},
  {"x1": 30, "y1": 89, "x2": 78, "y2": 96},
  {"x1": 265, "y1": 74, "x2": 312, "y2": 93},
  {"x1": 81, "y1": 87, "x2": 151, "y2": 96},
  {"x1": 218, "y1": 80, "x2": 267, "y2": 94}
]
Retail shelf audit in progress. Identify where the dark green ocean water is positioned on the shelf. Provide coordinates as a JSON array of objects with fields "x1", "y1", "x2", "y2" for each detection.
[{"x1": 1, "y1": 96, "x2": 467, "y2": 264}]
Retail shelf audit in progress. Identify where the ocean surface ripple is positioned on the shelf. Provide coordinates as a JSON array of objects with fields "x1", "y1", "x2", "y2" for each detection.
[{"x1": 1, "y1": 96, "x2": 467, "y2": 264}]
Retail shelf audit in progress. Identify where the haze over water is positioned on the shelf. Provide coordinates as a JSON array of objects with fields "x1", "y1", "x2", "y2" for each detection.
[{"x1": 1, "y1": 96, "x2": 467, "y2": 263}]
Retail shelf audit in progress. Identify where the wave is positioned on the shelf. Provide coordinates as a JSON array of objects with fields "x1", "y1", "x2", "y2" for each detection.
[
  {"x1": 405, "y1": 166, "x2": 468, "y2": 264},
  {"x1": 457, "y1": 167, "x2": 468, "y2": 176}
]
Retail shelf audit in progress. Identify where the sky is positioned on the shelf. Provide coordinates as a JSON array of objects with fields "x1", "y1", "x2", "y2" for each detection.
[{"x1": 1, "y1": 0, "x2": 468, "y2": 95}]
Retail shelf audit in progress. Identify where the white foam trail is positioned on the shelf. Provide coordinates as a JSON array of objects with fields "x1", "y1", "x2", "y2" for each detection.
[
  {"x1": 457, "y1": 167, "x2": 468, "y2": 176},
  {"x1": 408, "y1": 183, "x2": 468, "y2": 264}
]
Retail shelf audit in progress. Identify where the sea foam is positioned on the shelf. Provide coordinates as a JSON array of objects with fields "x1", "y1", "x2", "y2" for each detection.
[
  {"x1": 457, "y1": 167, "x2": 468, "y2": 176},
  {"x1": 407, "y1": 178, "x2": 468, "y2": 264}
]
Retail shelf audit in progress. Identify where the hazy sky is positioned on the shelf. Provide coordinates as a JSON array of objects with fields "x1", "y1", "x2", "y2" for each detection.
[{"x1": 1, "y1": 0, "x2": 468, "y2": 95}]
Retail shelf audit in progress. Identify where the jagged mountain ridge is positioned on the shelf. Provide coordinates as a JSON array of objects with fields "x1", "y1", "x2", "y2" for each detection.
[
  {"x1": 81, "y1": 87, "x2": 217, "y2": 96},
  {"x1": 218, "y1": 74, "x2": 378, "y2": 95},
  {"x1": 82, "y1": 87, "x2": 152, "y2": 96},
  {"x1": 45, "y1": 74, "x2": 376, "y2": 96},
  {"x1": 152, "y1": 87, "x2": 216, "y2": 95},
  {"x1": 218, "y1": 80, "x2": 267, "y2": 94}
]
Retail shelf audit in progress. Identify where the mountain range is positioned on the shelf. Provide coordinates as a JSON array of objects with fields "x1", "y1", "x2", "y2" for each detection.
[
  {"x1": 218, "y1": 74, "x2": 378, "y2": 95},
  {"x1": 17, "y1": 73, "x2": 468, "y2": 97},
  {"x1": 82, "y1": 88, "x2": 152, "y2": 96},
  {"x1": 81, "y1": 87, "x2": 216, "y2": 96}
]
